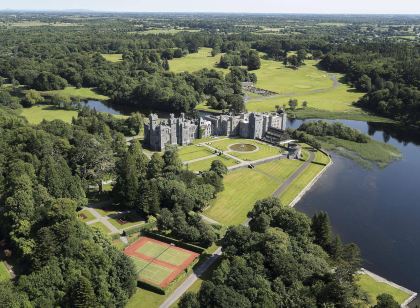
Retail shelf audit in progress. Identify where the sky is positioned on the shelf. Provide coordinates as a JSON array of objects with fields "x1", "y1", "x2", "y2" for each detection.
[{"x1": 1, "y1": 0, "x2": 420, "y2": 14}]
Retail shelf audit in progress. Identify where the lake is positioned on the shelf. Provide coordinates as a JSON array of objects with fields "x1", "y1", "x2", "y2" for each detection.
[{"x1": 288, "y1": 118, "x2": 420, "y2": 295}]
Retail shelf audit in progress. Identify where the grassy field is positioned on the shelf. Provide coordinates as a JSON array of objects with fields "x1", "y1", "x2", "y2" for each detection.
[
  {"x1": 288, "y1": 108, "x2": 394, "y2": 123},
  {"x1": 101, "y1": 53, "x2": 123, "y2": 63},
  {"x1": 90, "y1": 221, "x2": 112, "y2": 234},
  {"x1": 205, "y1": 159, "x2": 303, "y2": 225},
  {"x1": 178, "y1": 145, "x2": 214, "y2": 161},
  {"x1": 357, "y1": 273, "x2": 412, "y2": 305},
  {"x1": 41, "y1": 86, "x2": 109, "y2": 101},
  {"x1": 280, "y1": 150, "x2": 330, "y2": 206},
  {"x1": 209, "y1": 138, "x2": 283, "y2": 161},
  {"x1": 246, "y1": 58, "x2": 364, "y2": 113},
  {"x1": 0, "y1": 262, "x2": 10, "y2": 282},
  {"x1": 186, "y1": 155, "x2": 240, "y2": 172},
  {"x1": 77, "y1": 209, "x2": 96, "y2": 223},
  {"x1": 320, "y1": 136, "x2": 401, "y2": 168},
  {"x1": 169, "y1": 48, "x2": 226, "y2": 73},
  {"x1": 20, "y1": 105, "x2": 79, "y2": 124}
]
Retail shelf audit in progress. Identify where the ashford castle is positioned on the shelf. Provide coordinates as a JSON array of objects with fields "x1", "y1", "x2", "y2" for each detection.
[{"x1": 144, "y1": 111, "x2": 287, "y2": 151}]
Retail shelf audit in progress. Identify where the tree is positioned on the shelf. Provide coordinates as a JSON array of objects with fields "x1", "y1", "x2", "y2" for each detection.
[
  {"x1": 147, "y1": 153, "x2": 165, "y2": 178},
  {"x1": 374, "y1": 293, "x2": 400, "y2": 308},
  {"x1": 247, "y1": 50, "x2": 261, "y2": 70},
  {"x1": 210, "y1": 160, "x2": 228, "y2": 177},
  {"x1": 23, "y1": 89, "x2": 44, "y2": 107},
  {"x1": 288, "y1": 98, "x2": 298, "y2": 110},
  {"x1": 179, "y1": 292, "x2": 200, "y2": 308},
  {"x1": 311, "y1": 212, "x2": 336, "y2": 256},
  {"x1": 72, "y1": 276, "x2": 97, "y2": 308},
  {"x1": 302, "y1": 101, "x2": 308, "y2": 108},
  {"x1": 162, "y1": 58, "x2": 170, "y2": 71}
]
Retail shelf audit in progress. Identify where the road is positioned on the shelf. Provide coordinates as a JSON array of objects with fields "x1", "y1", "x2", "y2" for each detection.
[
  {"x1": 159, "y1": 151, "x2": 318, "y2": 307},
  {"x1": 160, "y1": 247, "x2": 222, "y2": 308}
]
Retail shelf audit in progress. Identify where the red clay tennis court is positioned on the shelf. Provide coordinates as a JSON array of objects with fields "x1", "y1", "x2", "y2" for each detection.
[{"x1": 124, "y1": 236, "x2": 199, "y2": 288}]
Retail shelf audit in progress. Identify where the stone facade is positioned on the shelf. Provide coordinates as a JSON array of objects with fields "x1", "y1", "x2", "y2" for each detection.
[{"x1": 144, "y1": 111, "x2": 287, "y2": 151}]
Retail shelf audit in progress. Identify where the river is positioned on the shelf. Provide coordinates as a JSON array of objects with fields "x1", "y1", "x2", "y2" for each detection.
[
  {"x1": 288, "y1": 118, "x2": 420, "y2": 295},
  {"x1": 86, "y1": 100, "x2": 420, "y2": 294}
]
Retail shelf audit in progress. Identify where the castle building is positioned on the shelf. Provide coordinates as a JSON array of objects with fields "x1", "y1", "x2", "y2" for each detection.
[{"x1": 144, "y1": 111, "x2": 287, "y2": 151}]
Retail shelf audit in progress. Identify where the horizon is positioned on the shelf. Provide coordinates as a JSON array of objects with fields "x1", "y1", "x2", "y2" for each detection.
[{"x1": 1, "y1": 0, "x2": 420, "y2": 15}]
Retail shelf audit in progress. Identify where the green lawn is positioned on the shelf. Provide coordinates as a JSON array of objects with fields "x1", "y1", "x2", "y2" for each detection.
[
  {"x1": 140, "y1": 28, "x2": 200, "y2": 35},
  {"x1": 20, "y1": 105, "x2": 79, "y2": 124},
  {"x1": 90, "y1": 221, "x2": 112, "y2": 234},
  {"x1": 244, "y1": 58, "x2": 364, "y2": 114},
  {"x1": 94, "y1": 207, "x2": 119, "y2": 217},
  {"x1": 209, "y1": 138, "x2": 282, "y2": 161},
  {"x1": 205, "y1": 159, "x2": 303, "y2": 225},
  {"x1": 101, "y1": 53, "x2": 123, "y2": 63},
  {"x1": 169, "y1": 48, "x2": 227, "y2": 73},
  {"x1": 41, "y1": 86, "x2": 109, "y2": 101},
  {"x1": 77, "y1": 209, "x2": 96, "y2": 223},
  {"x1": 178, "y1": 145, "x2": 214, "y2": 161},
  {"x1": 357, "y1": 273, "x2": 412, "y2": 305},
  {"x1": 107, "y1": 212, "x2": 145, "y2": 230},
  {"x1": 0, "y1": 262, "x2": 10, "y2": 282},
  {"x1": 280, "y1": 150, "x2": 330, "y2": 206},
  {"x1": 186, "y1": 155, "x2": 240, "y2": 172}
]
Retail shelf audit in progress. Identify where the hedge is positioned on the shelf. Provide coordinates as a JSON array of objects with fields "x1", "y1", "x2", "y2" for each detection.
[{"x1": 141, "y1": 230, "x2": 206, "y2": 254}]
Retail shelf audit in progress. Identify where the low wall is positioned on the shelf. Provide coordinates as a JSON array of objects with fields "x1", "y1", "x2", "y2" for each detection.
[{"x1": 359, "y1": 268, "x2": 417, "y2": 307}]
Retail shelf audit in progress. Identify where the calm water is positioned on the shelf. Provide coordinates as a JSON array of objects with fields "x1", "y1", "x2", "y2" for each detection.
[{"x1": 288, "y1": 118, "x2": 420, "y2": 293}]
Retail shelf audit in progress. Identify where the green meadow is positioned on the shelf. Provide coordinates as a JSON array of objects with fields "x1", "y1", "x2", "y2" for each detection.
[
  {"x1": 20, "y1": 105, "x2": 79, "y2": 124},
  {"x1": 101, "y1": 53, "x2": 123, "y2": 63},
  {"x1": 41, "y1": 86, "x2": 109, "y2": 101},
  {"x1": 169, "y1": 48, "x2": 226, "y2": 73}
]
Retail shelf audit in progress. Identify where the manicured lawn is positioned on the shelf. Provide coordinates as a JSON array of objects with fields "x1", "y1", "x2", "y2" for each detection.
[
  {"x1": 209, "y1": 138, "x2": 283, "y2": 161},
  {"x1": 169, "y1": 48, "x2": 227, "y2": 73},
  {"x1": 0, "y1": 262, "x2": 10, "y2": 282},
  {"x1": 41, "y1": 86, "x2": 109, "y2": 101},
  {"x1": 280, "y1": 151, "x2": 329, "y2": 206},
  {"x1": 101, "y1": 53, "x2": 123, "y2": 63},
  {"x1": 186, "y1": 155, "x2": 240, "y2": 172},
  {"x1": 20, "y1": 105, "x2": 78, "y2": 124},
  {"x1": 77, "y1": 209, "x2": 96, "y2": 223},
  {"x1": 90, "y1": 221, "x2": 112, "y2": 234},
  {"x1": 107, "y1": 212, "x2": 145, "y2": 230},
  {"x1": 357, "y1": 273, "x2": 412, "y2": 305},
  {"x1": 245, "y1": 58, "x2": 364, "y2": 114},
  {"x1": 205, "y1": 159, "x2": 303, "y2": 225},
  {"x1": 94, "y1": 207, "x2": 119, "y2": 217},
  {"x1": 178, "y1": 145, "x2": 214, "y2": 161}
]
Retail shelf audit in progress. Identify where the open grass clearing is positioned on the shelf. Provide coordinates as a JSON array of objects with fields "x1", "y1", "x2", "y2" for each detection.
[
  {"x1": 0, "y1": 262, "x2": 11, "y2": 282},
  {"x1": 101, "y1": 53, "x2": 123, "y2": 63},
  {"x1": 20, "y1": 105, "x2": 78, "y2": 124},
  {"x1": 288, "y1": 108, "x2": 394, "y2": 123},
  {"x1": 77, "y1": 209, "x2": 96, "y2": 223},
  {"x1": 279, "y1": 150, "x2": 329, "y2": 206},
  {"x1": 169, "y1": 48, "x2": 226, "y2": 73},
  {"x1": 41, "y1": 86, "x2": 109, "y2": 101},
  {"x1": 205, "y1": 158, "x2": 303, "y2": 225},
  {"x1": 186, "y1": 155, "x2": 240, "y2": 172},
  {"x1": 140, "y1": 28, "x2": 200, "y2": 35},
  {"x1": 356, "y1": 273, "x2": 412, "y2": 305},
  {"x1": 178, "y1": 145, "x2": 214, "y2": 161}
]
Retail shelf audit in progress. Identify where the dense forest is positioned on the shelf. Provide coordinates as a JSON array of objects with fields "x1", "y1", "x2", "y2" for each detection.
[
  {"x1": 0, "y1": 13, "x2": 418, "y2": 123},
  {"x1": 179, "y1": 198, "x2": 366, "y2": 307}
]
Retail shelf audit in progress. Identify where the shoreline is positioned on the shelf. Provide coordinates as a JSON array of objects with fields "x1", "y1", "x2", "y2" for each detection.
[
  {"x1": 359, "y1": 268, "x2": 418, "y2": 307},
  {"x1": 289, "y1": 149, "x2": 333, "y2": 208}
]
